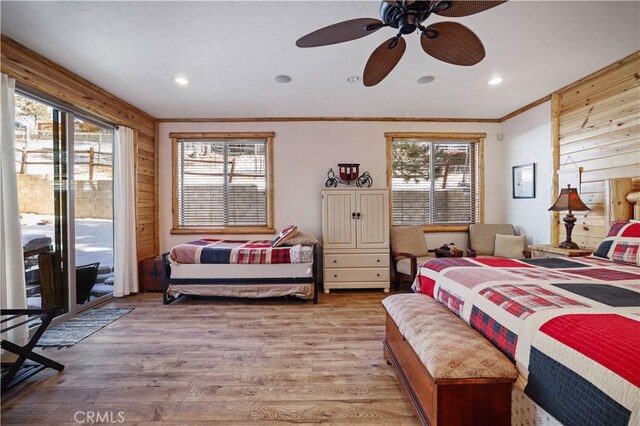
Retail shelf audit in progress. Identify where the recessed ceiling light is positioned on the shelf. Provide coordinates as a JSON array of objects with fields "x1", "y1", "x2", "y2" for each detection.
[
  {"x1": 488, "y1": 77, "x2": 504, "y2": 86},
  {"x1": 417, "y1": 75, "x2": 435, "y2": 84},
  {"x1": 174, "y1": 77, "x2": 189, "y2": 85},
  {"x1": 274, "y1": 75, "x2": 292, "y2": 83},
  {"x1": 347, "y1": 75, "x2": 361, "y2": 83}
]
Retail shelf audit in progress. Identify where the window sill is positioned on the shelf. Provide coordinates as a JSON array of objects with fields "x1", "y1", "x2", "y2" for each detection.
[
  {"x1": 171, "y1": 227, "x2": 275, "y2": 235},
  {"x1": 422, "y1": 225, "x2": 471, "y2": 232}
]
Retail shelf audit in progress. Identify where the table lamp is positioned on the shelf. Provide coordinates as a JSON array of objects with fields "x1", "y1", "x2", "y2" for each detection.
[{"x1": 548, "y1": 184, "x2": 591, "y2": 249}]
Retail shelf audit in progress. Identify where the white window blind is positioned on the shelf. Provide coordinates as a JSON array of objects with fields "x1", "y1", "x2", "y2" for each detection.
[
  {"x1": 176, "y1": 138, "x2": 268, "y2": 228},
  {"x1": 391, "y1": 139, "x2": 479, "y2": 226}
]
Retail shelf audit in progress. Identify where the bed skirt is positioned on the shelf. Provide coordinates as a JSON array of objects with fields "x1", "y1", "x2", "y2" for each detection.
[
  {"x1": 512, "y1": 385, "x2": 562, "y2": 426},
  {"x1": 167, "y1": 283, "x2": 314, "y2": 300}
]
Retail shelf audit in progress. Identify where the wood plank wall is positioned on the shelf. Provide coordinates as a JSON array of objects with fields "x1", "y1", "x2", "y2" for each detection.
[
  {"x1": 1, "y1": 35, "x2": 158, "y2": 261},
  {"x1": 554, "y1": 52, "x2": 640, "y2": 247}
]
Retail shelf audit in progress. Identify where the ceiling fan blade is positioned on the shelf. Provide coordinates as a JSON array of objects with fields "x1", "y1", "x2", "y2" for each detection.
[
  {"x1": 433, "y1": 1, "x2": 507, "y2": 17},
  {"x1": 296, "y1": 18, "x2": 384, "y2": 48},
  {"x1": 363, "y1": 37, "x2": 407, "y2": 87},
  {"x1": 421, "y1": 22, "x2": 485, "y2": 66}
]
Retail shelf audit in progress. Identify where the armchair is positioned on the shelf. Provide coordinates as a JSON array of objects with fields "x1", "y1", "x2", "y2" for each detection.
[
  {"x1": 390, "y1": 226, "x2": 432, "y2": 290},
  {"x1": 468, "y1": 224, "x2": 530, "y2": 258}
]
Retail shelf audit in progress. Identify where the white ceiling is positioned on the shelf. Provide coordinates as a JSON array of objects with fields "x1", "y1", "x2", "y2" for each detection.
[{"x1": 1, "y1": 1, "x2": 639, "y2": 119}]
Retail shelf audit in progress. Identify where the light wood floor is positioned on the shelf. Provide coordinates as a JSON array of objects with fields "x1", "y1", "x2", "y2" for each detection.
[{"x1": 2, "y1": 291, "x2": 418, "y2": 425}]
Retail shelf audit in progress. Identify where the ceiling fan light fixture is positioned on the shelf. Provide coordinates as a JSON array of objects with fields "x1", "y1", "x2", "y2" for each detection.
[
  {"x1": 431, "y1": 1, "x2": 452, "y2": 14},
  {"x1": 488, "y1": 77, "x2": 504, "y2": 86},
  {"x1": 274, "y1": 75, "x2": 293, "y2": 84},
  {"x1": 347, "y1": 75, "x2": 361, "y2": 83},
  {"x1": 174, "y1": 77, "x2": 189, "y2": 85},
  {"x1": 417, "y1": 75, "x2": 435, "y2": 84}
]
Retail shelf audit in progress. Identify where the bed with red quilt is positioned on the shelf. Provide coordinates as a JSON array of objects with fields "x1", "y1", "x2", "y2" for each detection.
[
  {"x1": 169, "y1": 239, "x2": 313, "y2": 265},
  {"x1": 412, "y1": 224, "x2": 640, "y2": 425},
  {"x1": 162, "y1": 234, "x2": 318, "y2": 304}
]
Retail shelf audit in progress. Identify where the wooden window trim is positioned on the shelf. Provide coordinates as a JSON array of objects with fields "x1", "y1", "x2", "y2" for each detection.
[
  {"x1": 170, "y1": 132, "x2": 275, "y2": 234},
  {"x1": 385, "y1": 132, "x2": 485, "y2": 231}
]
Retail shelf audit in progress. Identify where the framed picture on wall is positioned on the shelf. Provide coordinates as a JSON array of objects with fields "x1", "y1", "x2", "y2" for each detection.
[{"x1": 512, "y1": 163, "x2": 536, "y2": 199}]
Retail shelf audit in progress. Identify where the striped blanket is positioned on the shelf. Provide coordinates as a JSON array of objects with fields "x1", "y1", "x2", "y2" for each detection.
[
  {"x1": 169, "y1": 239, "x2": 313, "y2": 264},
  {"x1": 413, "y1": 255, "x2": 640, "y2": 426}
]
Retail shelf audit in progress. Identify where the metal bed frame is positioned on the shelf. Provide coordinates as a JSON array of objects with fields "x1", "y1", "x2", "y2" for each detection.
[{"x1": 161, "y1": 244, "x2": 319, "y2": 305}]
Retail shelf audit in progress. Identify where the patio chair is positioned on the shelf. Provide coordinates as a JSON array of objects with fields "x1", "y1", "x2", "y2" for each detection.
[{"x1": 76, "y1": 262, "x2": 100, "y2": 304}]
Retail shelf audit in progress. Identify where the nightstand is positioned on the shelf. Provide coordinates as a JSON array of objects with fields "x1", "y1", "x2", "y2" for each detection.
[
  {"x1": 139, "y1": 256, "x2": 163, "y2": 291},
  {"x1": 528, "y1": 244, "x2": 594, "y2": 259}
]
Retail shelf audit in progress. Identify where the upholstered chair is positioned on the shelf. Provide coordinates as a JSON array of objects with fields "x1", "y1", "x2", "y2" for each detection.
[
  {"x1": 390, "y1": 226, "x2": 432, "y2": 290},
  {"x1": 468, "y1": 224, "x2": 530, "y2": 258}
]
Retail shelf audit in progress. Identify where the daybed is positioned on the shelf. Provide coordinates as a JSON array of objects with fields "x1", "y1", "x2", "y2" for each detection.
[
  {"x1": 162, "y1": 229, "x2": 319, "y2": 304},
  {"x1": 384, "y1": 179, "x2": 640, "y2": 425}
]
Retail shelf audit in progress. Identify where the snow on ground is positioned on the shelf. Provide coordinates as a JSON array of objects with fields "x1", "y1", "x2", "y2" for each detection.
[{"x1": 21, "y1": 213, "x2": 113, "y2": 268}]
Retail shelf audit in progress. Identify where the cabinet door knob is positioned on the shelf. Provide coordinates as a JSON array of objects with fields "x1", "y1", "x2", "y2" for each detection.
[
  {"x1": 352, "y1": 212, "x2": 356, "y2": 219},
  {"x1": 334, "y1": 274, "x2": 338, "y2": 278},
  {"x1": 376, "y1": 259, "x2": 380, "y2": 262},
  {"x1": 333, "y1": 260, "x2": 337, "y2": 263},
  {"x1": 377, "y1": 273, "x2": 380, "y2": 277},
  {"x1": 356, "y1": 212, "x2": 361, "y2": 219}
]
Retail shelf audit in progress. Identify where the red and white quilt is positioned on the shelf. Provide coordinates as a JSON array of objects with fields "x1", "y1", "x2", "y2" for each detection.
[
  {"x1": 413, "y1": 255, "x2": 640, "y2": 426},
  {"x1": 170, "y1": 239, "x2": 312, "y2": 264}
]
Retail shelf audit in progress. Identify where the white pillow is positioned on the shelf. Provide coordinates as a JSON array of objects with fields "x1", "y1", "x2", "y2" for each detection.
[{"x1": 494, "y1": 234, "x2": 526, "y2": 258}]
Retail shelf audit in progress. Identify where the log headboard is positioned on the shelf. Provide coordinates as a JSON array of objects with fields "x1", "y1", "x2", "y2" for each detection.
[
  {"x1": 627, "y1": 191, "x2": 640, "y2": 221},
  {"x1": 605, "y1": 178, "x2": 640, "y2": 226}
]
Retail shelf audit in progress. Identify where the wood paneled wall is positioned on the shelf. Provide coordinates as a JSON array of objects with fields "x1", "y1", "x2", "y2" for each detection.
[
  {"x1": 553, "y1": 52, "x2": 640, "y2": 247},
  {"x1": 1, "y1": 35, "x2": 158, "y2": 261}
]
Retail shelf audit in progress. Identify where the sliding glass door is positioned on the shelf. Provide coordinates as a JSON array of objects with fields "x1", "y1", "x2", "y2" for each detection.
[
  {"x1": 15, "y1": 96, "x2": 67, "y2": 312},
  {"x1": 14, "y1": 93, "x2": 115, "y2": 317},
  {"x1": 72, "y1": 118, "x2": 114, "y2": 307}
]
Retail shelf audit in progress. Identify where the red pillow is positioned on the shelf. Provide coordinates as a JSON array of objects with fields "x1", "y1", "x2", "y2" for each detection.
[{"x1": 593, "y1": 221, "x2": 640, "y2": 265}]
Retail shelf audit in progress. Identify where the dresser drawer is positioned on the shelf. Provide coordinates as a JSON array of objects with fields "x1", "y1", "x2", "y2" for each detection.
[
  {"x1": 324, "y1": 267, "x2": 389, "y2": 282},
  {"x1": 325, "y1": 253, "x2": 389, "y2": 268}
]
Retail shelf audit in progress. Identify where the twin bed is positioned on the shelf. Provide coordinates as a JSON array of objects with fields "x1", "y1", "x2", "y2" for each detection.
[{"x1": 162, "y1": 237, "x2": 318, "y2": 304}]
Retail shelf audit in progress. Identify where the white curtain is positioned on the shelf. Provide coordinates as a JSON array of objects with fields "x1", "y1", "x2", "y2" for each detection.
[
  {"x1": 113, "y1": 126, "x2": 139, "y2": 297},
  {"x1": 0, "y1": 73, "x2": 28, "y2": 344}
]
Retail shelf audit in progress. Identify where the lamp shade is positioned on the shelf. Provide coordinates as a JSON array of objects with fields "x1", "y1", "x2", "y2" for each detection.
[{"x1": 548, "y1": 184, "x2": 591, "y2": 212}]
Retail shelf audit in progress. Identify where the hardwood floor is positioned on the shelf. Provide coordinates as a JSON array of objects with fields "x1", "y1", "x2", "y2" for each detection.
[{"x1": 1, "y1": 291, "x2": 418, "y2": 425}]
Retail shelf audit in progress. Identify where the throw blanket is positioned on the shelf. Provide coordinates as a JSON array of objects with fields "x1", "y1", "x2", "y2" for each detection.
[
  {"x1": 413, "y1": 255, "x2": 640, "y2": 426},
  {"x1": 170, "y1": 239, "x2": 313, "y2": 264}
]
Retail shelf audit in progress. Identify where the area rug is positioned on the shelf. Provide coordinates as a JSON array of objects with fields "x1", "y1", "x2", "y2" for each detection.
[{"x1": 37, "y1": 307, "x2": 133, "y2": 348}]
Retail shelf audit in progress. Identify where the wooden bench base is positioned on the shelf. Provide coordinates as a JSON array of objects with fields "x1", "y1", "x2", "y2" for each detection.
[{"x1": 384, "y1": 314, "x2": 513, "y2": 426}]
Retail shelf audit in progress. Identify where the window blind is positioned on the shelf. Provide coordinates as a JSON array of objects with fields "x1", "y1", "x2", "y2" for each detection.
[
  {"x1": 391, "y1": 139, "x2": 479, "y2": 226},
  {"x1": 176, "y1": 138, "x2": 268, "y2": 228}
]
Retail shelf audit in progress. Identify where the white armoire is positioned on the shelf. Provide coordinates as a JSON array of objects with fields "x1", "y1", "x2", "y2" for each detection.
[{"x1": 322, "y1": 188, "x2": 390, "y2": 293}]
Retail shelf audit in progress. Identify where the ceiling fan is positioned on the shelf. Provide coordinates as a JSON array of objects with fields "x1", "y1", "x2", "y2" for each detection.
[{"x1": 296, "y1": 1, "x2": 507, "y2": 86}]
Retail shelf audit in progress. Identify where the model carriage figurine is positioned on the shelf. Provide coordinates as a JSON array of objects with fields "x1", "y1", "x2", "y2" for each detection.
[{"x1": 325, "y1": 163, "x2": 373, "y2": 188}]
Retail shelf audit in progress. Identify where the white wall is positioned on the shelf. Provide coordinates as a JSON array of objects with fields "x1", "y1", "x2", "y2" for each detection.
[
  {"x1": 500, "y1": 101, "x2": 553, "y2": 244},
  {"x1": 158, "y1": 121, "x2": 503, "y2": 253}
]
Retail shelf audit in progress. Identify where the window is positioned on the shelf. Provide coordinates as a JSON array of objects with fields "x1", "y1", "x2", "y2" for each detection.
[
  {"x1": 171, "y1": 132, "x2": 274, "y2": 233},
  {"x1": 386, "y1": 133, "x2": 484, "y2": 230}
]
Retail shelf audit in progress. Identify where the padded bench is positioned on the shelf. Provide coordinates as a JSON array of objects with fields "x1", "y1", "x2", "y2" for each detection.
[{"x1": 382, "y1": 294, "x2": 518, "y2": 426}]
